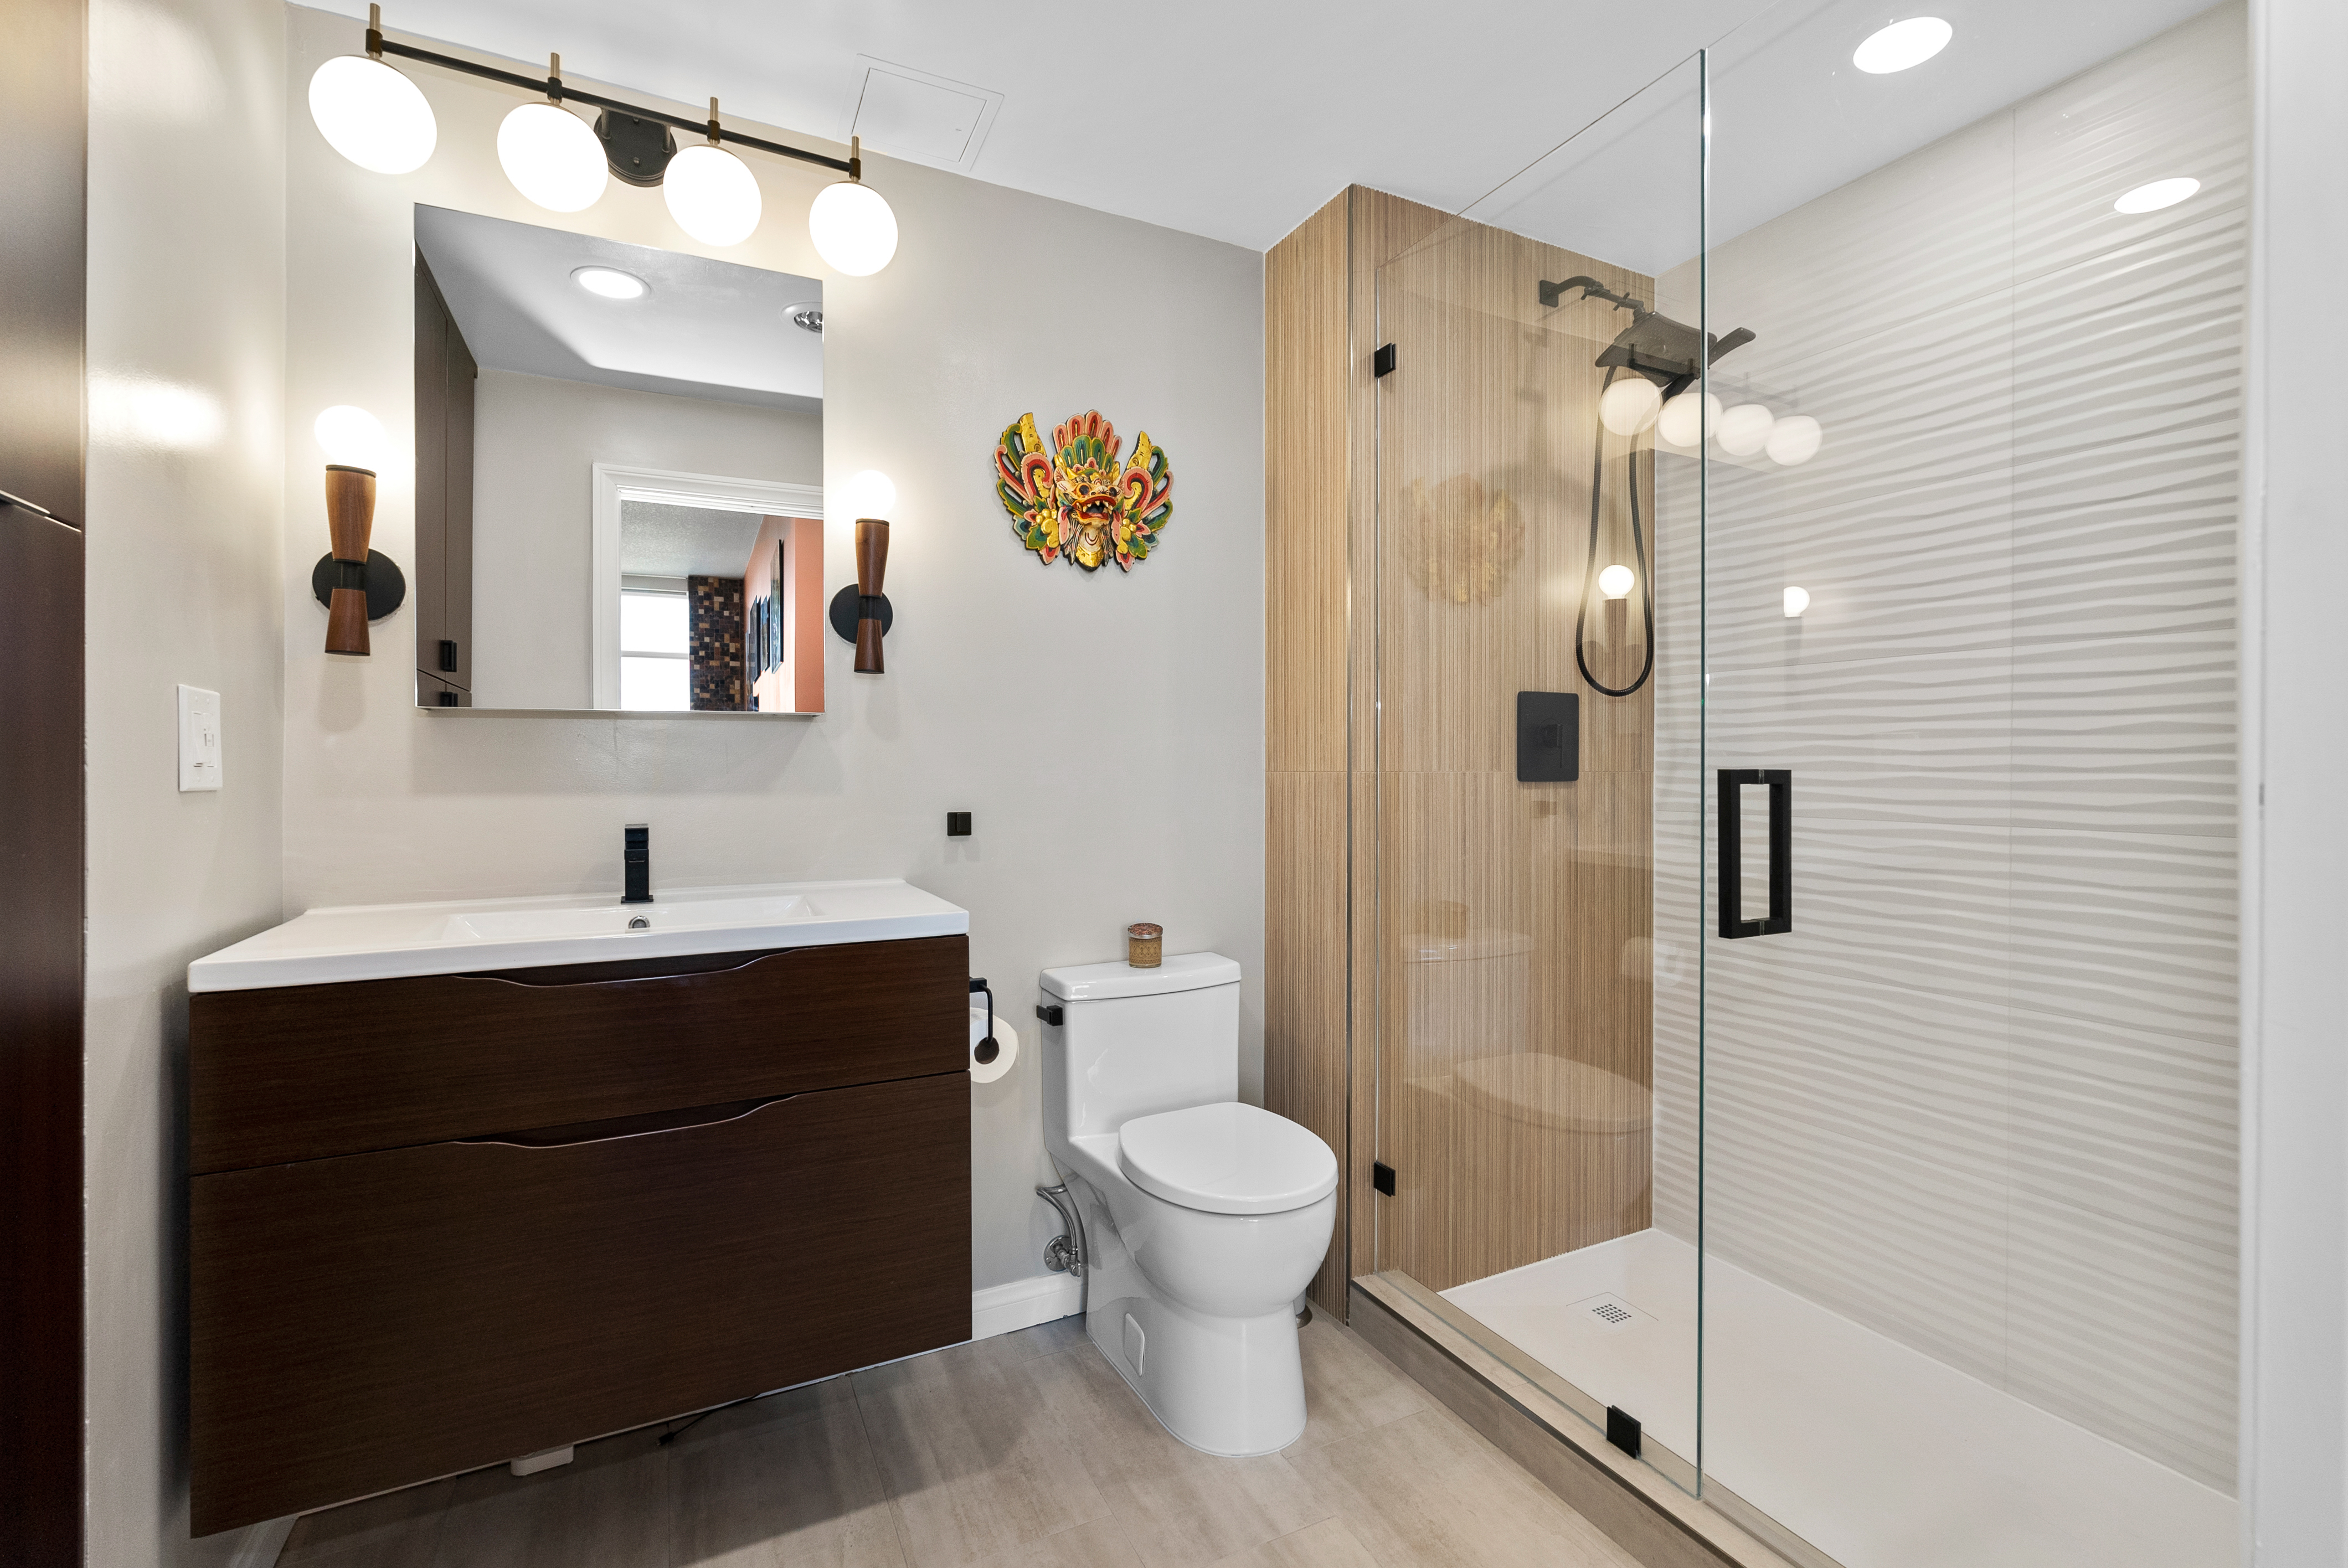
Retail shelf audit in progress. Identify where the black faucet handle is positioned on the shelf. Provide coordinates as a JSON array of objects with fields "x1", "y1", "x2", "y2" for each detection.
[{"x1": 622, "y1": 823, "x2": 652, "y2": 904}]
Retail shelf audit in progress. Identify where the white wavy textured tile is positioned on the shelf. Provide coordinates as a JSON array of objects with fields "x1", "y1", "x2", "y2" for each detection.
[{"x1": 1626, "y1": 2, "x2": 2244, "y2": 1499}]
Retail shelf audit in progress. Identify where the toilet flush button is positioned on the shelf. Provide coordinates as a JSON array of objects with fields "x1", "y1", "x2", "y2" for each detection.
[{"x1": 1124, "y1": 1313, "x2": 1146, "y2": 1376}]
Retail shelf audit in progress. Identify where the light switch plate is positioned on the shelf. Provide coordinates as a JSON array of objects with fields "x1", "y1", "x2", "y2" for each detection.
[{"x1": 177, "y1": 685, "x2": 222, "y2": 792}]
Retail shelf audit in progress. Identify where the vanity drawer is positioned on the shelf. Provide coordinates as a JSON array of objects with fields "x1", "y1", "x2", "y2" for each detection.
[
  {"x1": 189, "y1": 934, "x2": 966, "y2": 1173},
  {"x1": 189, "y1": 1071, "x2": 970, "y2": 1535}
]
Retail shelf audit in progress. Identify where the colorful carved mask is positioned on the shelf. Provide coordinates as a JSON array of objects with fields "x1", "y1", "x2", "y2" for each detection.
[{"x1": 993, "y1": 410, "x2": 1173, "y2": 572}]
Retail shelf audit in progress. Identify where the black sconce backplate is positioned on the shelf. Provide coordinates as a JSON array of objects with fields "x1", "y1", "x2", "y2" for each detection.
[
  {"x1": 828, "y1": 585, "x2": 893, "y2": 643},
  {"x1": 311, "y1": 551, "x2": 407, "y2": 622}
]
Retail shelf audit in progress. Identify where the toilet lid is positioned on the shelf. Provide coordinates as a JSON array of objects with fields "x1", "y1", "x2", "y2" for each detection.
[{"x1": 1118, "y1": 1103, "x2": 1338, "y2": 1216}]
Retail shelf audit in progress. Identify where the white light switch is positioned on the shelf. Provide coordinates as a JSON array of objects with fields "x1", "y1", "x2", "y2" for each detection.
[{"x1": 177, "y1": 685, "x2": 222, "y2": 792}]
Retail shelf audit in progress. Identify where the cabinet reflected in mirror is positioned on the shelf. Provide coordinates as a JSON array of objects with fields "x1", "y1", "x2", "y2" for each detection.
[{"x1": 411, "y1": 205, "x2": 823, "y2": 714}]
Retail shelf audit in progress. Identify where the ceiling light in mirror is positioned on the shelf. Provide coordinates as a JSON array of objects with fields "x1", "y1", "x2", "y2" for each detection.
[
  {"x1": 498, "y1": 102, "x2": 607, "y2": 212},
  {"x1": 1598, "y1": 565, "x2": 1636, "y2": 600},
  {"x1": 572, "y1": 266, "x2": 647, "y2": 300},
  {"x1": 842, "y1": 470, "x2": 897, "y2": 518},
  {"x1": 314, "y1": 405, "x2": 388, "y2": 471},
  {"x1": 809, "y1": 181, "x2": 899, "y2": 276},
  {"x1": 1852, "y1": 17, "x2": 1952, "y2": 74},
  {"x1": 2114, "y1": 177, "x2": 2199, "y2": 214},
  {"x1": 309, "y1": 55, "x2": 436, "y2": 173},
  {"x1": 1784, "y1": 586, "x2": 1811, "y2": 618},
  {"x1": 788, "y1": 304, "x2": 824, "y2": 334},
  {"x1": 665, "y1": 145, "x2": 763, "y2": 246}
]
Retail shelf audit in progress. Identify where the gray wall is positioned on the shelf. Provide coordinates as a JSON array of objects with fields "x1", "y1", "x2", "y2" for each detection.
[
  {"x1": 282, "y1": 3, "x2": 1265, "y2": 1314},
  {"x1": 84, "y1": 0, "x2": 289, "y2": 1562},
  {"x1": 1651, "y1": 1, "x2": 2244, "y2": 1492},
  {"x1": 467, "y1": 369, "x2": 822, "y2": 709}
]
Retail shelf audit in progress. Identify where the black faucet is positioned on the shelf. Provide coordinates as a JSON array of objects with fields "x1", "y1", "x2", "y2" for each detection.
[{"x1": 622, "y1": 824, "x2": 652, "y2": 904}]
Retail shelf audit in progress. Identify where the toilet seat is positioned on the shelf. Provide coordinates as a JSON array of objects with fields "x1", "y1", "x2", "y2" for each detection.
[{"x1": 1118, "y1": 1102, "x2": 1338, "y2": 1216}]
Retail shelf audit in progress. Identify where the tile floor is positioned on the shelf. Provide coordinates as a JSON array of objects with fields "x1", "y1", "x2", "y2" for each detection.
[{"x1": 277, "y1": 1314, "x2": 1645, "y2": 1568}]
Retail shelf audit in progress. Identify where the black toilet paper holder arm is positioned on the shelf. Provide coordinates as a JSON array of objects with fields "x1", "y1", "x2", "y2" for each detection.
[{"x1": 969, "y1": 978, "x2": 1000, "y2": 1066}]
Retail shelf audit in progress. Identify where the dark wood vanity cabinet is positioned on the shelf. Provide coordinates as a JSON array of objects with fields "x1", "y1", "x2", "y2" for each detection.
[{"x1": 187, "y1": 935, "x2": 971, "y2": 1536}]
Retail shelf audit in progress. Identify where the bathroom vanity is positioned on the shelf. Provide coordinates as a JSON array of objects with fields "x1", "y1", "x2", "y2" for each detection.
[{"x1": 184, "y1": 880, "x2": 970, "y2": 1535}]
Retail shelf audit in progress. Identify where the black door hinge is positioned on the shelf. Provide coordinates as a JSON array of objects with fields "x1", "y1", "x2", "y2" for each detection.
[
  {"x1": 439, "y1": 638, "x2": 459, "y2": 672},
  {"x1": 1373, "y1": 343, "x2": 1397, "y2": 378},
  {"x1": 1372, "y1": 1161, "x2": 1397, "y2": 1195},
  {"x1": 1606, "y1": 1406, "x2": 1642, "y2": 1458}
]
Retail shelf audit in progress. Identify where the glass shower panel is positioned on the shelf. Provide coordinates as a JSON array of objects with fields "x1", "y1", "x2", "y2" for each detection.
[
  {"x1": 1369, "y1": 54, "x2": 1707, "y2": 1490},
  {"x1": 1697, "y1": 2, "x2": 2245, "y2": 1564}
]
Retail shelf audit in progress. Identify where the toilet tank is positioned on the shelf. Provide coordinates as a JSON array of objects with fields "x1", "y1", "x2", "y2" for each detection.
[{"x1": 1039, "y1": 952, "x2": 1242, "y2": 1143}]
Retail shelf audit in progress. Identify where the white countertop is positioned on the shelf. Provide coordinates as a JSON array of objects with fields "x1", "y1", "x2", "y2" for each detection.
[{"x1": 187, "y1": 878, "x2": 969, "y2": 993}]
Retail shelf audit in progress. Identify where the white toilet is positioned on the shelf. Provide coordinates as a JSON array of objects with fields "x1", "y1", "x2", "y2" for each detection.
[{"x1": 1038, "y1": 951, "x2": 1337, "y2": 1456}]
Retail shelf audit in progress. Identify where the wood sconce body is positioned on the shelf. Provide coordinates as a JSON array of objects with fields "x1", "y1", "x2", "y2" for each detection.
[
  {"x1": 324, "y1": 465, "x2": 377, "y2": 656},
  {"x1": 854, "y1": 518, "x2": 889, "y2": 674}
]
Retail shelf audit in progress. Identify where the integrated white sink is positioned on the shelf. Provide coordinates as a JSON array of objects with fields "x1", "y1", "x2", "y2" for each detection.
[{"x1": 188, "y1": 879, "x2": 967, "y2": 993}]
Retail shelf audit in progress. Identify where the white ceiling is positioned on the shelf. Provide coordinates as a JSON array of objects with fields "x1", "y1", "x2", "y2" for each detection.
[
  {"x1": 348, "y1": 0, "x2": 2218, "y2": 261},
  {"x1": 620, "y1": 501, "x2": 764, "y2": 580},
  {"x1": 413, "y1": 204, "x2": 823, "y2": 410}
]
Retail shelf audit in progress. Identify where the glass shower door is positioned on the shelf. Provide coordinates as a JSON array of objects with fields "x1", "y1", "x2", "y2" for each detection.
[
  {"x1": 1695, "y1": 4, "x2": 2247, "y2": 1564},
  {"x1": 1367, "y1": 54, "x2": 1708, "y2": 1494}
]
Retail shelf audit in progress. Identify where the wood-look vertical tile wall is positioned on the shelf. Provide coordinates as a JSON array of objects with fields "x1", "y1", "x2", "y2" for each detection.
[{"x1": 1268, "y1": 188, "x2": 1659, "y2": 1313}]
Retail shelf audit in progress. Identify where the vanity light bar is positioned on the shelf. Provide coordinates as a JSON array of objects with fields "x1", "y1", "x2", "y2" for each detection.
[{"x1": 362, "y1": 7, "x2": 859, "y2": 179}]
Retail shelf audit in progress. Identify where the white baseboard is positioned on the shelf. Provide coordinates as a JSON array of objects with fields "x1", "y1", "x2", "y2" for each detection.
[
  {"x1": 971, "y1": 1272, "x2": 1082, "y2": 1341},
  {"x1": 224, "y1": 1513, "x2": 297, "y2": 1568}
]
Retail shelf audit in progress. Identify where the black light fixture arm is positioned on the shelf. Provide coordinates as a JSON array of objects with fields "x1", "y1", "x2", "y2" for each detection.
[{"x1": 363, "y1": 9, "x2": 859, "y2": 177}]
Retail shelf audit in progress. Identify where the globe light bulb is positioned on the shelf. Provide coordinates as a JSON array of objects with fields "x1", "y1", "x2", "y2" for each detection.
[
  {"x1": 2114, "y1": 177, "x2": 2199, "y2": 214},
  {"x1": 314, "y1": 405, "x2": 388, "y2": 471},
  {"x1": 809, "y1": 180, "x2": 899, "y2": 276},
  {"x1": 1784, "y1": 585, "x2": 1810, "y2": 618},
  {"x1": 1599, "y1": 377, "x2": 1662, "y2": 436},
  {"x1": 308, "y1": 55, "x2": 436, "y2": 174},
  {"x1": 665, "y1": 143, "x2": 762, "y2": 246},
  {"x1": 842, "y1": 470, "x2": 897, "y2": 517},
  {"x1": 1765, "y1": 414, "x2": 1824, "y2": 466},
  {"x1": 1657, "y1": 390, "x2": 1721, "y2": 448},
  {"x1": 497, "y1": 101, "x2": 607, "y2": 213},
  {"x1": 1852, "y1": 17, "x2": 1952, "y2": 74},
  {"x1": 1598, "y1": 564, "x2": 1636, "y2": 600},
  {"x1": 1718, "y1": 403, "x2": 1776, "y2": 457}
]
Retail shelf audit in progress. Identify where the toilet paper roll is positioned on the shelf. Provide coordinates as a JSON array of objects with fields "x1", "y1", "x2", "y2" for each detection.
[{"x1": 969, "y1": 1007, "x2": 1019, "y2": 1084}]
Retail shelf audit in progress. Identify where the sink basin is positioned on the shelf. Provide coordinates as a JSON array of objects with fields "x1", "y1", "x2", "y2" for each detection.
[{"x1": 189, "y1": 879, "x2": 966, "y2": 993}]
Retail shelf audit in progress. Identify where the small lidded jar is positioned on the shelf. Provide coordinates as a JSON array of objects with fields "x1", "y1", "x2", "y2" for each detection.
[{"x1": 1126, "y1": 922, "x2": 1163, "y2": 968}]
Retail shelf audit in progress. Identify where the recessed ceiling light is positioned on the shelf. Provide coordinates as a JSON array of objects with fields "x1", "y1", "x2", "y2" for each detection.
[
  {"x1": 2114, "y1": 177, "x2": 2200, "y2": 214},
  {"x1": 1852, "y1": 17, "x2": 1953, "y2": 74},
  {"x1": 787, "y1": 303, "x2": 824, "y2": 334},
  {"x1": 571, "y1": 266, "x2": 647, "y2": 300}
]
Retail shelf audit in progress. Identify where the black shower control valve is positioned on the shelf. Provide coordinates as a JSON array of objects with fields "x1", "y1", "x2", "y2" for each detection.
[
  {"x1": 1373, "y1": 343, "x2": 1397, "y2": 378},
  {"x1": 1373, "y1": 1161, "x2": 1397, "y2": 1196},
  {"x1": 1035, "y1": 1003, "x2": 1064, "y2": 1028},
  {"x1": 946, "y1": 811, "x2": 972, "y2": 837}
]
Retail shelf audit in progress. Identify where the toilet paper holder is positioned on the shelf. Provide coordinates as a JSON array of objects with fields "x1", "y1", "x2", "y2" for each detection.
[{"x1": 969, "y1": 978, "x2": 999, "y2": 1065}]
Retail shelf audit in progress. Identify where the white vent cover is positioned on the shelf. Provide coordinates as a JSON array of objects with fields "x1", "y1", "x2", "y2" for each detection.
[
  {"x1": 1568, "y1": 1292, "x2": 1655, "y2": 1335},
  {"x1": 841, "y1": 57, "x2": 1002, "y2": 174}
]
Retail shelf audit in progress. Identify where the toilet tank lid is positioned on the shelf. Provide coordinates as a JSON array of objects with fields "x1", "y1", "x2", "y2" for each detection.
[{"x1": 1041, "y1": 951, "x2": 1240, "y2": 1001}]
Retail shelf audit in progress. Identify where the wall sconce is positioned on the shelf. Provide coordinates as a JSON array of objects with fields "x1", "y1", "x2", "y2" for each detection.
[
  {"x1": 311, "y1": 406, "x2": 405, "y2": 656},
  {"x1": 310, "y1": 7, "x2": 898, "y2": 271},
  {"x1": 828, "y1": 519, "x2": 892, "y2": 673}
]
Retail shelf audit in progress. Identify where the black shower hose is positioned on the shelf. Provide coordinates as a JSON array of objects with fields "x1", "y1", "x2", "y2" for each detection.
[{"x1": 1575, "y1": 367, "x2": 1657, "y2": 698}]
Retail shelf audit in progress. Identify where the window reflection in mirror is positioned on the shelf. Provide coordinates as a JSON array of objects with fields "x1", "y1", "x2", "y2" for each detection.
[{"x1": 410, "y1": 204, "x2": 823, "y2": 715}]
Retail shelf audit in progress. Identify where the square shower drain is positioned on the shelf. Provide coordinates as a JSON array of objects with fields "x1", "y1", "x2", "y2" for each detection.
[{"x1": 1566, "y1": 1292, "x2": 1655, "y2": 1334}]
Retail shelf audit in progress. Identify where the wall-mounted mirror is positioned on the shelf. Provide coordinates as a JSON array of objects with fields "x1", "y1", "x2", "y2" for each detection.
[{"x1": 410, "y1": 205, "x2": 823, "y2": 714}]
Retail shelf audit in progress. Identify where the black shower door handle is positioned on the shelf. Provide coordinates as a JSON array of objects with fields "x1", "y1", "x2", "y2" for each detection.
[{"x1": 1718, "y1": 768, "x2": 1792, "y2": 938}]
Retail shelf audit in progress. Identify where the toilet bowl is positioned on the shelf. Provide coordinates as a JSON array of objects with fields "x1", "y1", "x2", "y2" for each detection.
[{"x1": 1039, "y1": 952, "x2": 1337, "y2": 1456}]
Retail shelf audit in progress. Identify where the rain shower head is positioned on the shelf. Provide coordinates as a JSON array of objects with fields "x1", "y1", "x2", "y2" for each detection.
[{"x1": 1538, "y1": 275, "x2": 1757, "y2": 399}]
